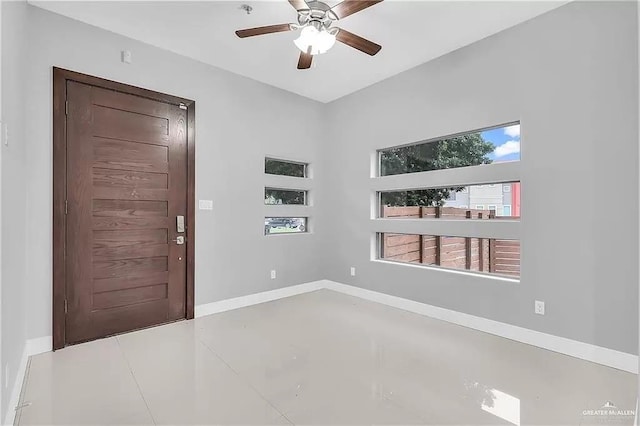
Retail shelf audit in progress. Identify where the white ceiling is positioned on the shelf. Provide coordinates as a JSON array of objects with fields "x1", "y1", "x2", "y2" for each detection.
[{"x1": 30, "y1": 0, "x2": 567, "y2": 103}]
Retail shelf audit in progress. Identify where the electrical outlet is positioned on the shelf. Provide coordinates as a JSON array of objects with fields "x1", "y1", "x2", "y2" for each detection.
[
  {"x1": 350, "y1": 267, "x2": 356, "y2": 276},
  {"x1": 270, "y1": 270, "x2": 276, "y2": 280},
  {"x1": 534, "y1": 300, "x2": 545, "y2": 315},
  {"x1": 2, "y1": 122, "x2": 8, "y2": 146},
  {"x1": 5, "y1": 364, "x2": 8, "y2": 389}
]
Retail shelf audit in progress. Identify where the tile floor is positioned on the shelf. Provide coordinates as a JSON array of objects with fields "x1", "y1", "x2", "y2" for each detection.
[{"x1": 15, "y1": 289, "x2": 637, "y2": 425}]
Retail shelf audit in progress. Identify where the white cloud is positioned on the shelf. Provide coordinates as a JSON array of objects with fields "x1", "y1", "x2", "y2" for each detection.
[
  {"x1": 493, "y1": 140, "x2": 520, "y2": 157},
  {"x1": 503, "y1": 125, "x2": 520, "y2": 138}
]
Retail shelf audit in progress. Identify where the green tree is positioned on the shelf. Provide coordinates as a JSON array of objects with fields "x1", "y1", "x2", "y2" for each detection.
[
  {"x1": 265, "y1": 189, "x2": 305, "y2": 205},
  {"x1": 380, "y1": 133, "x2": 494, "y2": 207},
  {"x1": 265, "y1": 159, "x2": 305, "y2": 178}
]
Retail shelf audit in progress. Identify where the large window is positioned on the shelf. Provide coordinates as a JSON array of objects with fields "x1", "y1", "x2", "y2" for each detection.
[
  {"x1": 379, "y1": 233, "x2": 520, "y2": 278},
  {"x1": 374, "y1": 123, "x2": 520, "y2": 280},
  {"x1": 379, "y1": 123, "x2": 521, "y2": 176},
  {"x1": 379, "y1": 182, "x2": 520, "y2": 219},
  {"x1": 265, "y1": 158, "x2": 307, "y2": 177}
]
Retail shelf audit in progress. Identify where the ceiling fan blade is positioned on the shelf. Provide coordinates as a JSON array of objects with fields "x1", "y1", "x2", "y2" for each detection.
[
  {"x1": 288, "y1": 0, "x2": 309, "y2": 11},
  {"x1": 235, "y1": 24, "x2": 292, "y2": 38},
  {"x1": 330, "y1": 0, "x2": 382, "y2": 20},
  {"x1": 297, "y1": 51, "x2": 313, "y2": 69},
  {"x1": 336, "y1": 28, "x2": 382, "y2": 56}
]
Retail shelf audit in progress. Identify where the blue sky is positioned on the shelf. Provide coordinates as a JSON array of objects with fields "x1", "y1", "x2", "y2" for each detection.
[{"x1": 481, "y1": 124, "x2": 520, "y2": 162}]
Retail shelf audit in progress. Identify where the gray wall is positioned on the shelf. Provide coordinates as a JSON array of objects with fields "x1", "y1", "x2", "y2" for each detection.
[
  {"x1": 323, "y1": 1, "x2": 639, "y2": 355},
  {"x1": 1, "y1": 0, "x2": 29, "y2": 419},
  {"x1": 23, "y1": 5, "x2": 325, "y2": 340}
]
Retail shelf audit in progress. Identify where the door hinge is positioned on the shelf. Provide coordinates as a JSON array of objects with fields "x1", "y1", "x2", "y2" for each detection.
[
  {"x1": 64, "y1": 299, "x2": 68, "y2": 314},
  {"x1": 179, "y1": 103, "x2": 187, "y2": 110},
  {"x1": 65, "y1": 101, "x2": 69, "y2": 115},
  {"x1": 65, "y1": 200, "x2": 68, "y2": 215}
]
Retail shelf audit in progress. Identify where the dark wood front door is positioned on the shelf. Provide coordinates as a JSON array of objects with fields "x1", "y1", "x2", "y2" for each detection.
[{"x1": 59, "y1": 76, "x2": 193, "y2": 346}]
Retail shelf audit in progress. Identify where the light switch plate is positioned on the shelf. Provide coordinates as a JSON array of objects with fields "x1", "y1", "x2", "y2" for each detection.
[
  {"x1": 199, "y1": 200, "x2": 213, "y2": 210},
  {"x1": 121, "y1": 50, "x2": 132, "y2": 64},
  {"x1": 2, "y1": 122, "x2": 8, "y2": 146},
  {"x1": 350, "y1": 267, "x2": 356, "y2": 276},
  {"x1": 270, "y1": 270, "x2": 276, "y2": 280}
]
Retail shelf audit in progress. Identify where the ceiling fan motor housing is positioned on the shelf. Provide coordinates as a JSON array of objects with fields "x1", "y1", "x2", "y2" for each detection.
[{"x1": 296, "y1": 1, "x2": 336, "y2": 31}]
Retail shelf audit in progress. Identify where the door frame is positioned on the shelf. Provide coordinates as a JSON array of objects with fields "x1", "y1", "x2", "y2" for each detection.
[{"x1": 52, "y1": 67, "x2": 196, "y2": 350}]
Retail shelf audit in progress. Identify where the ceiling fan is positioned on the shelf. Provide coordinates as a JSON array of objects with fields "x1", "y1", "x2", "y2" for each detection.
[{"x1": 235, "y1": 0, "x2": 383, "y2": 69}]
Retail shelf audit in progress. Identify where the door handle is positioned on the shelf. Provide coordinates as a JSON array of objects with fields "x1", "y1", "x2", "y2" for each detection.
[
  {"x1": 176, "y1": 215, "x2": 185, "y2": 233},
  {"x1": 171, "y1": 236, "x2": 185, "y2": 245}
]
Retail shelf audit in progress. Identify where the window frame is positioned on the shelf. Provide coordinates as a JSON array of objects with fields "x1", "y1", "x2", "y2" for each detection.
[
  {"x1": 376, "y1": 121, "x2": 520, "y2": 177},
  {"x1": 264, "y1": 187, "x2": 308, "y2": 206},
  {"x1": 264, "y1": 217, "x2": 309, "y2": 235},
  {"x1": 264, "y1": 157, "x2": 309, "y2": 178},
  {"x1": 376, "y1": 232, "x2": 520, "y2": 281},
  {"x1": 372, "y1": 122, "x2": 521, "y2": 282},
  {"x1": 377, "y1": 181, "x2": 520, "y2": 219}
]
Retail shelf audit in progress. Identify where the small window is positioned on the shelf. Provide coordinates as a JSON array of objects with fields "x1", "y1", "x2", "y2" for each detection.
[
  {"x1": 503, "y1": 185, "x2": 511, "y2": 192},
  {"x1": 378, "y1": 233, "x2": 520, "y2": 278},
  {"x1": 476, "y1": 205, "x2": 484, "y2": 210},
  {"x1": 265, "y1": 188, "x2": 306, "y2": 205},
  {"x1": 265, "y1": 217, "x2": 307, "y2": 235},
  {"x1": 378, "y1": 123, "x2": 520, "y2": 177},
  {"x1": 488, "y1": 205, "x2": 497, "y2": 212},
  {"x1": 502, "y1": 205, "x2": 512, "y2": 216},
  {"x1": 265, "y1": 158, "x2": 307, "y2": 178}
]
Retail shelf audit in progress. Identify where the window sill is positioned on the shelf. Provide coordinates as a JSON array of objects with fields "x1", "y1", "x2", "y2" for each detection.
[
  {"x1": 371, "y1": 259, "x2": 520, "y2": 284},
  {"x1": 264, "y1": 231, "x2": 312, "y2": 237}
]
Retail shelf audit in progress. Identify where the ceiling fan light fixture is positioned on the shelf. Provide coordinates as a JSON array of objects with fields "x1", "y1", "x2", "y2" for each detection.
[{"x1": 294, "y1": 25, "x2": 336, "y2": 55}]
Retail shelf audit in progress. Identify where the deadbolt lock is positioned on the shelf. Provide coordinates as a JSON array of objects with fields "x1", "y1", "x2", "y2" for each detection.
[
  {"x1": 176, "y1": 215, "x2": 185, "y2": 233},
  {"x1": 172, "y1": 236, "x2": 185, "y2": 245}
]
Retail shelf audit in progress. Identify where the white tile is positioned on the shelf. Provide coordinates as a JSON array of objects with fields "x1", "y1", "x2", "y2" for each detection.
[
  {"x1": 117, "y1": 321, "x2": 285, "y2": 425},
  {"x1": 17, "y1": 338, "x2": 153, "y2": 425},
  {"x1": 17, "y1": 290, "x2": 637, "y2": 426}
]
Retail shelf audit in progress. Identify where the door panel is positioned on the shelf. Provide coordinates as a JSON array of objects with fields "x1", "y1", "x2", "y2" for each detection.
[
  {"x1": 93, "y1": 138, "x2": 169, "y2": 173},
  {"x1": 92, "y1": 229, "x2": 169, "y2": 261},
  {"x1": 92, "y1": 106, "x2": 170, "y2": 144},
  {"x1": 65, "y1": 81, "x2": 187, "y2": 345}
]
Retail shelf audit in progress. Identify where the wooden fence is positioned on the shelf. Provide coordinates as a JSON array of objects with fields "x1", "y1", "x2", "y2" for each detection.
[{"x1": 382, "y1": 206, "x2": 520, "y2": 277}]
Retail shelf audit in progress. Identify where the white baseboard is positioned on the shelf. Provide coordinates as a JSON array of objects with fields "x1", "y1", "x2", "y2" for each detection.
[
  {"x1": 26, "y1": 336, "x2": 51, "y2": 356},
  {"x1": 3, "y1": 336, "x2": 54, "y2": 426},
  {"x1": 323, "y1": 280, "x2": 638, "y2": 374},
  {"x1": 3, "y1": 345, "x2": 28, "y2": 426},
  {"x1": 194, "y1": 280, "x2": 326, "y2": 318}
]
